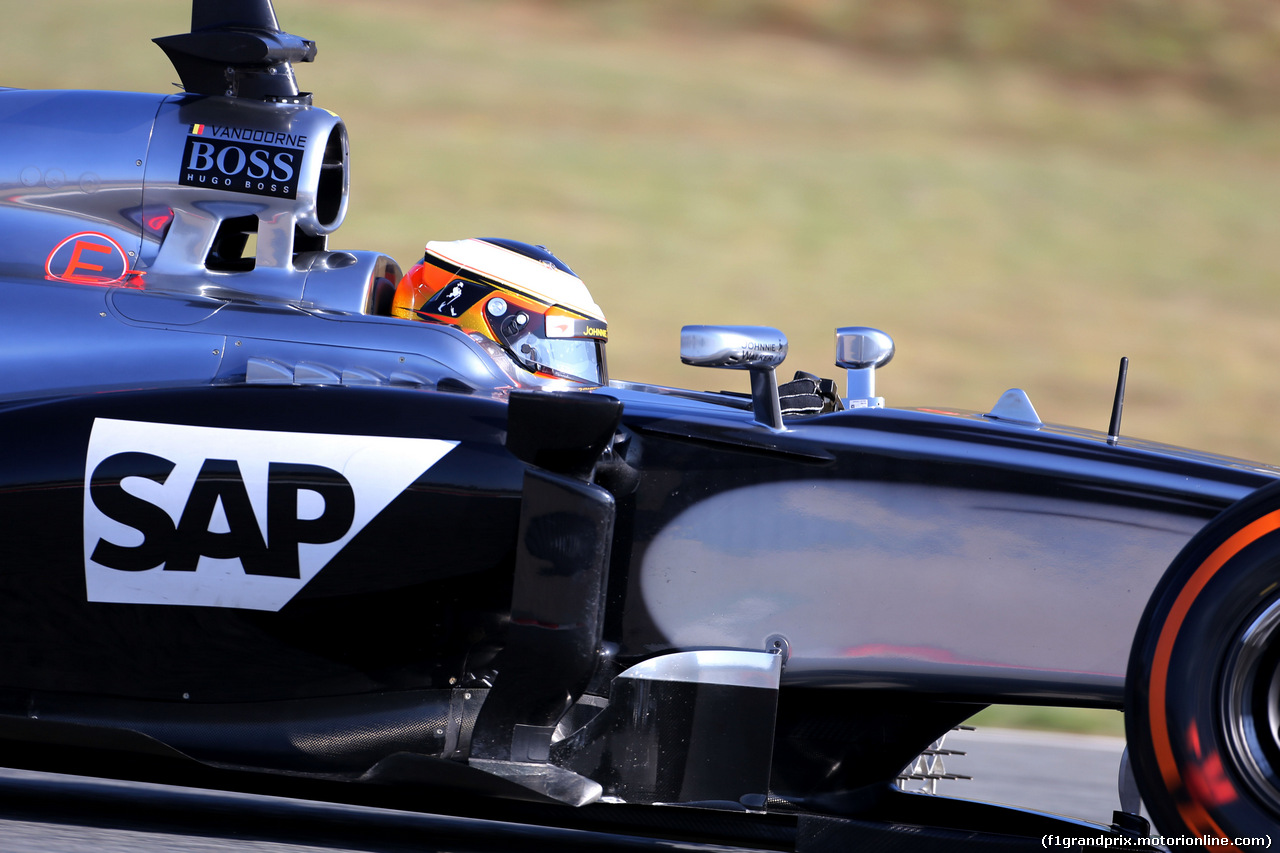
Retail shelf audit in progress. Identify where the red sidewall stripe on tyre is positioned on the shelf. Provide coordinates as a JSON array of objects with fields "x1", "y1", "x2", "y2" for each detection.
[{"x1": 1149, "y1": 508, "x2": 1280, "y2": 848}]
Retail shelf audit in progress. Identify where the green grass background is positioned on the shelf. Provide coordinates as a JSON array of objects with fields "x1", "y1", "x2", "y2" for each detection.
[
  {"x1": 968, "y1": 705, "x2": 1124, "y2": 738},
  {"x1": 6, "y1": 1, "x2": 1279, "y2": 734}
]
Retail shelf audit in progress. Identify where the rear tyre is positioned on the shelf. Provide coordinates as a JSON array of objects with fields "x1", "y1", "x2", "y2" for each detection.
[{"x1": 1126, "y1": 480, "x2": 1280, "y2": 841}]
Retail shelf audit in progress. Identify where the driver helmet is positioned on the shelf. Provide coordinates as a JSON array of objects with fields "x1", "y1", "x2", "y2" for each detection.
[{"x1": 392, "y1": 238, "x2": 608, "y2": 387}]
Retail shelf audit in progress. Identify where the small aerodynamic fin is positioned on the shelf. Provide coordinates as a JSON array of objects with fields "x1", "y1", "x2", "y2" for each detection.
[
  {"x1": 191, "y1": 0, "x2": 281, "y2": 32},
  {"x1": 153, "y1": 0, "x2": 317, "y2": 103}
]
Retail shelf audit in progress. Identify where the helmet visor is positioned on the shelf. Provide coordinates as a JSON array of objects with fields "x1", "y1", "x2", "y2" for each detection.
[
  {"x1": 485, "y1": 297, "x2": 607, "y2": 385},
  {"x1": 507, "y1": 329, "x2": 607, "y2": 385}
]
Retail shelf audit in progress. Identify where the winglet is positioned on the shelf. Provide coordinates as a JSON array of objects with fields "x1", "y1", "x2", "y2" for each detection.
[{"x1": 153, "y1": 0, "x2": 316, "y2": 103}]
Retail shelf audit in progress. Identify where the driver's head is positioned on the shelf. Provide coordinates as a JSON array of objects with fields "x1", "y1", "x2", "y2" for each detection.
[{"x1": 392, "y1": 238, "x2": 608, "y2": 386}]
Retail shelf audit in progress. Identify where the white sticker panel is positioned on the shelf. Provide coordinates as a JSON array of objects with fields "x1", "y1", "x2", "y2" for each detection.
[{"x1": 83, "y1": 419, "x2": 457, "y2": 611}]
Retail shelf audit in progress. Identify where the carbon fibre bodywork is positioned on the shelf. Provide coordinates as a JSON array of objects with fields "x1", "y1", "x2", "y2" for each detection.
[{"x1": 601, "y1": 390, "x2": 1270, "y2": 703}]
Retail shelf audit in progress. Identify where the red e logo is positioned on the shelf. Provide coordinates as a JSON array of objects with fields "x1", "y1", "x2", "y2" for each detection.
[{"x1": 45, "y1": 232, "x2": 143, "y2": 287}]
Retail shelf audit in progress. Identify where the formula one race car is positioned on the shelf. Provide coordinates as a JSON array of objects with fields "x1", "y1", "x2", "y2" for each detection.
[{"x1": 2, "y1": 2, "x2": 1279, "y2": 850}]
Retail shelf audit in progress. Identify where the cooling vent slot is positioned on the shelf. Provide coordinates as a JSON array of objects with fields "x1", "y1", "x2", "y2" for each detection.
[
  {"x1": 206, "y1": 215, "x2": 258, "y2": 272},
  {"x1": 315, "y1": 124, "x2": 347, "y2": 229}
]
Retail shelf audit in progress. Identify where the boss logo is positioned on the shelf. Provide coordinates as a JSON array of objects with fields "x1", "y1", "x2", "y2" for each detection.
[
  {"x1": 83, "y1": 419, "x2": 457, "y2": 611},
  {"x1": 179, "y1": 124, "x2": 306, "y2": 200}
]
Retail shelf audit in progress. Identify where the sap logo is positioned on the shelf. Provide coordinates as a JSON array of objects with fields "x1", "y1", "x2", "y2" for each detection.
[{"x1": 83, "y1": 419, "x2": 456, "y2": 611}]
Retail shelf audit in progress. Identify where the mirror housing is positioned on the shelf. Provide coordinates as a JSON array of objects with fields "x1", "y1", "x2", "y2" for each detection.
[
  {"x1": 835, "y1": 327, "x2": 894, "y2": 408},
  {"x1": 681, "y1": 325, "x2": 787, "y2": 429}
]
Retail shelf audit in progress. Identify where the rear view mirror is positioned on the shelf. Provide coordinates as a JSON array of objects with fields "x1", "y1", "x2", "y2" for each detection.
[
  {"x1": 680, "y1": 326, "x2": 787, "y2": 370},
  {"x1": 835, "y1": 327, "x2": 894, "y2": 408},
  {"x1": 681, "y1": 325, "x2": 788, "y2": 429}
]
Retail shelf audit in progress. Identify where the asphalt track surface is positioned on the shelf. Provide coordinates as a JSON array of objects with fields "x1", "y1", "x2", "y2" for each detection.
[
  {"x1": 0, "y1": 728, "x2": 1131, "y2": 852},
  {"x1": 940, "y1": 727, "x2": 1130, "y2": 823}
]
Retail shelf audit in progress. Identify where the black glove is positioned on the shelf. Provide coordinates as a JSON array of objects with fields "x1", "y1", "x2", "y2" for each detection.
[{"x1": 779, "y1": 371, "x2": 843, "y2": 417}]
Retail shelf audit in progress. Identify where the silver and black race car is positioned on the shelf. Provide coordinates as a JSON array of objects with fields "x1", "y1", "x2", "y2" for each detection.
[{"x1": 2, "y1": 2, "x2": 1279, "y2": 849}]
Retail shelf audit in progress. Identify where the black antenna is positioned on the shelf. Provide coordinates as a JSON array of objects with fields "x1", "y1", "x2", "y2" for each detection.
[
  {"x1": 1107, "y1": 357, "x2": 1129, "y2": 445},
  {"x1": 153, "y1": 0, "x2": 317, "y2": 103}
]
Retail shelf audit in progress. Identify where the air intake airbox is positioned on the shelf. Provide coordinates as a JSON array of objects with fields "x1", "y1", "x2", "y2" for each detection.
[{"x1": 0, "y1": 88, "x2": 354, "y2": 303}]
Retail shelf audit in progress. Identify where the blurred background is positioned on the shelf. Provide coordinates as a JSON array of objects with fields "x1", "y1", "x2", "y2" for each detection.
[{"x1": 5, "y1": 0, "x2": 1280, "y2": 464}]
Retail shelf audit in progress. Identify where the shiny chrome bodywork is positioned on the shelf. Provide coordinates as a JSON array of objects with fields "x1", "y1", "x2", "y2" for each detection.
[
  {"x1": 1, "y1": 91, "x2": 350, "y2": 298},
  {"x1": 0, "y1": 86, "x2": 520, "y2": 398},
  {"x1": 1, "y1": 278, "x2": 514, "y2": 400}
]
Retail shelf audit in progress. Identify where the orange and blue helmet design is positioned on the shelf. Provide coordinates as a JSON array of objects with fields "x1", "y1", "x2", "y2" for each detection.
[{"x1": 392, "y1": 238, "x2": 608, "y2": 386}]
